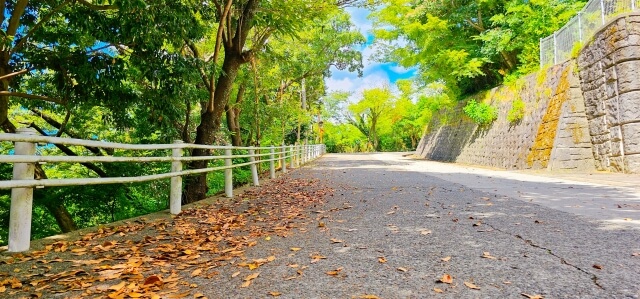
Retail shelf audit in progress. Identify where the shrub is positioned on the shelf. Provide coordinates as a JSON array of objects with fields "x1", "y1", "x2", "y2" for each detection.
[
  {"x1": 463, "y1": 100, "x2": 498, "y2": 125},
  {"x1": 507, "y1": 98, "x2": 526, "y2": 123}
]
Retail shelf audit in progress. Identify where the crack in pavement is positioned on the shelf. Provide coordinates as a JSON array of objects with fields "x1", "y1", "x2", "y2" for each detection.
[{"x1": 484, "y1": 222, "x2": 605, "y2": 290}]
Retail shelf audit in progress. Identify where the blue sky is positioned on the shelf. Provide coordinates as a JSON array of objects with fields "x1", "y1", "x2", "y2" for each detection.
[{"x1": 325, "y1": 7, "x2": 417, "y2": 98}]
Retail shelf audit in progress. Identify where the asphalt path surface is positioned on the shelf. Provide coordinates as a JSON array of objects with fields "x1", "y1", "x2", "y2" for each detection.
[{"x1": 197, "y1": 153, "x2": 640, "y2": 298}]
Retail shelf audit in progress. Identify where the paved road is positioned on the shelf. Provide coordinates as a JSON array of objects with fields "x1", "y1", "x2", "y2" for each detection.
[{"x1": 201, "y1": 153, "x2": 640, "y2": 298}]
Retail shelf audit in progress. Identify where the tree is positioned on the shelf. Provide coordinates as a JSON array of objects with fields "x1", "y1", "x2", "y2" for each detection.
[{"x1": 348, "y1": 87, "x2": 395, "y2": 151}]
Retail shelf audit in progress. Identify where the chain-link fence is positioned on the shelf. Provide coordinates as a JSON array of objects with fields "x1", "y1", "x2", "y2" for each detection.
[{"x1": 540, "y1": 0, "x2": 638, "y2": 67}]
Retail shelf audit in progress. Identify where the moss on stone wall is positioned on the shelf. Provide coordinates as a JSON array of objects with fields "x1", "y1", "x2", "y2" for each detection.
[{"x1": 526, "y1": 66, "x2": 572, "y2": 168}]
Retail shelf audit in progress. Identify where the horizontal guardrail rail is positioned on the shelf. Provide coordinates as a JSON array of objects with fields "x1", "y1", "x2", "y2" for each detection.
[{"x1": 0, "y1": 128, "x2": 326, "y2": 252}]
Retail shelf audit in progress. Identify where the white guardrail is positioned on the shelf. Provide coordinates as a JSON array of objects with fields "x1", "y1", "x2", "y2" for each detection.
[
  {"x1": 540, "y1": 0, "x2": 639, "y2": 67},
  {"x1": 0, "y1": 128, "x2": 326, "y2": 252}
]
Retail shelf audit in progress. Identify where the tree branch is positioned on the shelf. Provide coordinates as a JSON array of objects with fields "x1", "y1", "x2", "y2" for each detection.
[
  {"x1": 0, "y1": 91, "x2": 66, "y2": 105},
  {"x1": 13, "y1": 0, "x2": 73, "y2": 53},
  {"x1": 7, "y1": 0, "x2": 29, "y2": 37},
  {"x1": 0, "y1": 69, "x2": 29, "y2": 81},
  {"x1": 29, "y1": 123, "x2": 110, "y2": 178}
]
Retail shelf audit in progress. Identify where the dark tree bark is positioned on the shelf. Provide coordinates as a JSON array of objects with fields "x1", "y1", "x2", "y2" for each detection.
[
  {"x1": 183, "y1": 0, "x2": 260, "y2": 203},
  {"x1": 226, "y1": 85, "x2": 244, "y2": 146}
]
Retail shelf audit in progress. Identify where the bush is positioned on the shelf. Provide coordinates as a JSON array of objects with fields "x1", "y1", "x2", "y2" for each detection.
[
  {"x1": 463, "y1": 100, "x2": 498, "y2": 125},
  {"x1": 507, "y1": 98, "x2": 526, "y2": 123}
]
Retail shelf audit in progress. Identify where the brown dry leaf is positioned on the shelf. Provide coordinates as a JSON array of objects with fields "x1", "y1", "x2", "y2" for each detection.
[
  {"x1": 267, "y1": 256, "x2": 276, "y2": 262},
  {"x1": 441, "y1": 256, "x2": 451, "y2": 262},
  {"x1": 194, "y1": 293, "x2": 206, "y2": 299},
  {"x1": 244, "y1": 272, "x2": 260, "y2": 281},
  {"x1": 108, "y1": 281, "x2": 126, "y2": 291},
  {"x1": 439, "y1": 274, "x2": 453, "y2": 284},
  {"x1": 521, "y1": 294, "x2": 544, "y2": 299},
  {"x1": 482, "y1": 252, "x2": 497, "y2": 259},
  {"x1": 473, "y1": 222, "x2": 482, "y2": 227},
  {"x1": 143, "y1": 275, "x2": 163, "y2": 286},
  {"x1": 269, "y1": 291, "x2": 282, "y2": 297},
  {"x1": 0, "y1": 286, "x2": 6, "y2": 293},
  {"x1": 397, "y1": 267, "x2": 408, "y2": 272},
  {"x1": 359, "y1": 295, "x2": 380, "y2": 299},
  {"x1": 128, "y1": 292, "x2": 143, "y2": 298},
  {"x1": 330, "y1": 238, "x2": 343, "y2": 243},
  {"x1": 150, "y1": 294, "x2": 160, "y2": 299},
  {"x1": 464, "y1": 282, "x2": 480, "y2": 290},
  {"x1": 326, "y1": 268, "x2": 343, "y2": 276},
  {"x1": 378, "y1": 257, "x2": 387, "y2": 264},
  {"x1": 191, "y1": 268, "x2": 202, "y2": 277},
  {"x1": 433, "y1": 287, "x2": 444, "y2": 293},
  {"x1": 593, "y1": 264, "x2": 603, "y2": 270},
  {"x1": 241, "y1": 280, "x2": 252, "y2": 288},
  {"x1": 290, "y1": 247, "x2": 302, "y2": 251},
  {"x1": 231, "y1": 271, "x2": 241, "y2": 278}
]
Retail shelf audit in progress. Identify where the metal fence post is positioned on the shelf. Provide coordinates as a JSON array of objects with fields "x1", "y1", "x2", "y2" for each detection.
[
  {"x1": 269, "y1": 145, "x2": 276, "y2": 179},
  {"x1": 170, "y1": 140, "x2": 183, "y2": 215},
  {"x1": 224, "y1": 147, "x2": 233, "y2": 198},
  {"x1": 249, "y1": 147, "x2": 259, "y2": 186},
  {"x1": 600, "y1": 0, "x2": 606, "y2": 25},
  {"x1": 281, "y1": 143, "x2": 287, "y2": 173},
  {"x1": 8, "y1": 128, "x2": 36, "y2": 252},
  {"x1": 290, "y1": 145, "x2": 295, "y2": 169},
  {"x1": 553, "y1": 32, "x2": 558, "y2": 65}
]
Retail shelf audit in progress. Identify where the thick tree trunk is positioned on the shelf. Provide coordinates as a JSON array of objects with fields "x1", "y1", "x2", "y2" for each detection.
[
  {"x1": 184, "y1": 51, "x2": 243, "y2": 203},
  {"x1": 42, "y1": 199, "x2": 78, "y2": 232},
  {"x1": 226, "y1": 85, "x2": 244, "y2": 146}
]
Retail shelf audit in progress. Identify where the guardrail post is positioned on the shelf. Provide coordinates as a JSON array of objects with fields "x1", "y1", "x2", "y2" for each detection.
[
  {"x1": 224, "y1": 147, "x2": 233, "y2": 198},
  {"x1": 249, "y1": 147, "x2": 259, "y2": 186},
  {"x1": 269, "y1": 145, "x2": 276, "y2": 179},
  {"x1": 281, "y1": 142, "x2": 287, "y2": 173},
  {"x1": 290, "y1": 145, "x2": 295, "y2": 169},
  {"x1": 170, "y1": 140, "x2": 183, "y2": 215},
  {"x1": 9, "y1": 128, "x2": 36, "y2": 252}
]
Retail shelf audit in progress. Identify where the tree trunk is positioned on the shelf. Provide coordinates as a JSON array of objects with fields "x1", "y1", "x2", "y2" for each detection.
[
  {"x1": 184, "y1": 51, "x2": 243, "y2": 203},
  {"x1": 226, "y1": 85, "x2": 244, "y2": 146},
  {"x1": 41, "y1": 199, "x2": 78, "y2": 232}
]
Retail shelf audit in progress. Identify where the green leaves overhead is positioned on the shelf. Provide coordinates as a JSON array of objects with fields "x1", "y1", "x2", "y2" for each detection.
[{"x1": 370, "y1": 0, "x2": 586, "y2": 96}]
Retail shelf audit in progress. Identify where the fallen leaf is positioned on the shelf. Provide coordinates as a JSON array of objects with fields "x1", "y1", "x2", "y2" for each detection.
[
  {"x1": 433, "y1": 287, "x2": 444, "y2": 293},
  {"x1": 359, "y1": 295, "x2": 380, "y2": 299},
  {"x1": 244, "y1": 272, "x2": 260, "y2": 281},
  {"x1": 397, "y1": 267, "x2": 408, "y2": 272},
  {"x1": 290, "y1": 247, "x2": 302, "y2": 251},
  {"x1": 326, "y1": 268, "x2": 343, "y2": 276},
  {"x1": 194, "y1": 293, "x2": 206, "y2": 298},
  {"x1": 108, "y1": 281, "x2": 126, "y2": 291},
  {"x1": 378, "y1": 257, "x2": 387, "y2": 263},
  {"x1": 330, "y1": 238, "x2": 343, "y2": 243},
  {"x1": 521, "y1": 294, "x2": 544, "y2": 299},
  {"x1": 191, "y1": 268, "x2": 202, "y2": 277},
  {"x1": 441, "y1": 256, "x2": 451, "y2": 262},
  {"x1": 269, "y1": 291, "x2": 281, "y2": 297},
  {"x1": 439, "y1": 274, "x2": 453, "y2": 284},
  {"x1": 420, "y1": 230, "x2": 432, "y2": 235},
  {"x1": 593, "y1": 264, "x2": 603, "y2": 270},
  {"x1": 231, "y1": 271, "x2": 241, "y2": 278},
  {"x1": 128, "y1": 293, "x2": 143, "y2": 298},
  {"x1": 482, "y1": 252, "x2": 497, "y2": 259},
  {"x1": 143, "y1": 275, "x2": 163, "y2": 286},
  {"x1": 464, "y1": 282, "x2": 480, "y2": 290}
]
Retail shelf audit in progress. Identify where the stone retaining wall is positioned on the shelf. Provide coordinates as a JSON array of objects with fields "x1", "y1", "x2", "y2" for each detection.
[
  {"x1": 417, "y1": 13, "x2": 640, "y2": 173},
  {"x1": 416, "y1": 62, "x2": 596, "y2": 171},
  {"x1": 577, "y1": 13, "x2": 640, "y2": 173}
]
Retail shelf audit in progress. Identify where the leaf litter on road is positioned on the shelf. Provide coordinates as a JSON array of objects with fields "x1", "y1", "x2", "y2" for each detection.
[{"x1": 0, "y1": 177, "x2": 333, "y2": 298}]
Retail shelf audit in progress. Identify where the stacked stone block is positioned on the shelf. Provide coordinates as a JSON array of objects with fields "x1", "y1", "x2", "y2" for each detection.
[{"x1": 577, "y1": 13, "x2": 640, "y2": 173}]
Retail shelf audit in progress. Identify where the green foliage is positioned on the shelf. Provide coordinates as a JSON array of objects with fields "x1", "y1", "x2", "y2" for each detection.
[
  {"x1": 371, "y1": 0, "x2": 587, "y2": 96},
  {"x1": 507, "y1": 98, "x2": 526, "y2": 124},
  {"x1": 463, "y1": 100, "x2": 498, "y2": 125}
]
